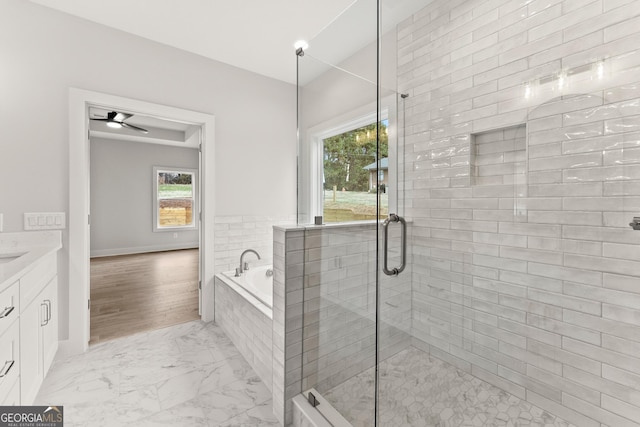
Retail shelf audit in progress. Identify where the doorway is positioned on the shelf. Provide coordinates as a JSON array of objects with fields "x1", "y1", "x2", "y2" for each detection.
[
  {"x1": 67, "y1": 89, "x2": 216, "y2": 357},
  {"x1": 87, "y1": 109, "x2": 202, "y2": 343}
]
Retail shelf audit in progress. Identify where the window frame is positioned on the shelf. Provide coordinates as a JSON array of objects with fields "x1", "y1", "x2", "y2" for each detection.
[
  {"x1": 152, "y1": 166, "x2": 198, "y2": 232},
  {"x1": 309, "y1": 108, "x2": 392, "y2": 222}
]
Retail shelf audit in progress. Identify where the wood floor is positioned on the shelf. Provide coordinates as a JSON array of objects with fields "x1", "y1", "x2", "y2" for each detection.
[{"x1": 90, "y1": 249, "x2": 200, "y2": 344}]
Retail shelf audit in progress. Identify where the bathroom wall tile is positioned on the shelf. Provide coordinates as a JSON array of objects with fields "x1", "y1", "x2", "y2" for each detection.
[
  {"x1": 500, "y1": 294, "x2": 563, "y2": 320},
  {"x1": 564, "y1": 393, "x2": 640, "y2": 427},
  {"x1": 529, "y1": 122, "x2": 604, "y2": 146},
  {"x1": 563, "y1": 337, "x2": 640, "y2": 375},
  {"x1": 603, "y1": 364, "x2": 640, "y2": 391},
  {"x1": 565, "y1": 253, "x2": 640, "y2": 277},
  {"x1": 528, "y1": 288, "x2": 601, "y2": 315},
  {"x1": 601, "y1": 395, "x2": 640, "y2": 424},
  {"x1": 528, "y1": 364, "x2": 601, "y2": 405},
  {"x1": 529, "y1": 1, "x2": 599, "y2": 41},
  {"x1": 603, "y1": 303, "x2": 640, "y2": 326},
  {"x1": 563, "y1": 225, "x2": 639, "y2": 245},
  {"x1": 529, "y1": 339, "x2": 601, "y2": 375},
  {"x1": 528, "y1": 314, "x2": 601, "y2": 345},
  {"x1": 603, "y1": 272, "x2": 640, "y2": 294},
  {"x1": 565, "y1": 310, "x2": 640, "y2": 345}
]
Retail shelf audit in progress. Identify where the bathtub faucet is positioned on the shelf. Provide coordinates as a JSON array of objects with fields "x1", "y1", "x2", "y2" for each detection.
[{"x1": 236, "y1": 249, "x2": 261, "y2": 277}]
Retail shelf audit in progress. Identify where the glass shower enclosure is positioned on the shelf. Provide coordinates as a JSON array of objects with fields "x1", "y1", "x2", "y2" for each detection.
[{"x1": 296, "y1": 0, "x2": 640, "y2": 426}]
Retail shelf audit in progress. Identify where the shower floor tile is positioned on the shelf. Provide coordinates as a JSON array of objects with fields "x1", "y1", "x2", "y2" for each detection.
[{"x1": 323, "y1": 347, "x2": 577, "y2": 427}]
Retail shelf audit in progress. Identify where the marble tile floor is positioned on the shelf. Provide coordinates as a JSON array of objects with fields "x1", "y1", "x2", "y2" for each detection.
[
  {"x1": 35, "y1": 320, "x2": 280, "y2": 426},
  {"x1": 323, "y1": 347, "x2": 577, "y2": 427}
]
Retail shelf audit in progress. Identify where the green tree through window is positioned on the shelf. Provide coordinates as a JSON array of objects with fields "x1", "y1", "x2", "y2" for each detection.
[
  {"x1": 323, "y1": 121, "x2": 388, "y2": 192},
  {"x1": 322, "y1": 120, "x2": 389, "y2": 222}
]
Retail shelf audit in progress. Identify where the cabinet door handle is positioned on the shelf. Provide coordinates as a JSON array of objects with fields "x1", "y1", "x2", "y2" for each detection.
[
  {"x1": 0, "y1": 306, "x2": 14, "y2": 319},
  {"x1": 44, "y1": 299, "x2": 52, "y2": 322},
  {"x1": 41, "y1": 302, "x2": 49, "y2": 326},
  {"x1": 0, "y1": 360, "x2": 14, "y2": 378}
]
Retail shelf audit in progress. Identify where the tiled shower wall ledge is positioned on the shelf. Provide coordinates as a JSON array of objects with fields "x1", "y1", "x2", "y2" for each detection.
[
  {"x1": 213, "y1": 214, "x2": 296, "y2": 274},
  {"x1": 398, "y1": 0, "x2": 640, "y2": 426}
]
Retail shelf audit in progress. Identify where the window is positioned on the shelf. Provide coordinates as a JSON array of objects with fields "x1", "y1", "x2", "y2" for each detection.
[
  {"x1": 321, "y1": 119, "x2": 388, "y2": 222},
  {"x1": 153, "y1": 167, "x2": 197, "y2": 231}
]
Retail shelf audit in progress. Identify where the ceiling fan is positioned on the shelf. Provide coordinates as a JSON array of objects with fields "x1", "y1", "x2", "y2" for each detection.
[{"x1": 90, "y1": 111, "x2": 149, "y2": 134}]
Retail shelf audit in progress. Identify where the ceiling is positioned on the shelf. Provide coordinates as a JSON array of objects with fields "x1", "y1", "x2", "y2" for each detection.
[
  {"x1": 30, "y1": 0, "x2": 429, "y2": 140},
  {"x1": 28, "y1": 0, "x2": 357, "y2": 84},
  {"x1": 27, "y1": 0, "x2": 430, "y2": 85}
]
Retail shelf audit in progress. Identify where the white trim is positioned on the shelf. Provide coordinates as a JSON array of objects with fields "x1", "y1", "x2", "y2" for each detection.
[
  {"x1": 152, "y1": 166, "x2": 198, "y2": 232},
  {"x1": 66, "y1": 88, "x2": 216, "y2": 357},
  {"x1": 90, "y1": 244, "x2": 199, "y2": 258}
]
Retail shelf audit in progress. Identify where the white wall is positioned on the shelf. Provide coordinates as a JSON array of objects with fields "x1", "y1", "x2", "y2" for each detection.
[
  {"x1": 0, "y1": 0, "x2": 296, "y2": 340},
  {"x1": 90, "y1": 138, "x2": 199, "y2": 257}
]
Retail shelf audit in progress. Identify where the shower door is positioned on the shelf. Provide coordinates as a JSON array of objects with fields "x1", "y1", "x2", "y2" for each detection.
[
  {"x1": 296, "y1": 0, "x2": 423, "y2": 424},
  {"x1": 297, "y1": 0, "x2": 381, "y2": 425},
  {"x1": 374, "y1": 0, "x2": 640, "y2": 426}
]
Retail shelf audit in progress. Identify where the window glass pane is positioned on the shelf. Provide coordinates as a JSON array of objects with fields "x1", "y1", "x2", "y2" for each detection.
[
  {"x1": 322, "y1": 120, "x2": 388, "y2": 222},
  {"x1": 157, "y1": 171, "x2": 194, "y2": 228},
  {"x1": 159, "y1": 198, "x2": 193, "y2": 227}
]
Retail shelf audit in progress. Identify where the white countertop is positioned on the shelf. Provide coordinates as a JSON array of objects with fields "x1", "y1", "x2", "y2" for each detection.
[{"x1": 0, "y1": 231, "x2": 62, "y2": 291}]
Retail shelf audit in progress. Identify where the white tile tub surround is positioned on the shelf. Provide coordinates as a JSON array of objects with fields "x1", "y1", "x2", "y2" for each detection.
[
  {"x1": 399, "y1": 1, "x2": 640, "y2": 426},
  {"x1": 214, "y1": 215, "x2": 296, "y2": 274},
  {"x1": 214, "y1": 275, "x2": 273, "y2": 392}
]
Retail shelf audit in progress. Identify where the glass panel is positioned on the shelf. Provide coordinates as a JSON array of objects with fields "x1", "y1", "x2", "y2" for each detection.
[
  {"x1": 376, "y1": 0, "x2": 640, "y2": 426},
  {"x1": 299, "y1": 0, "x2": 640, "y2": 425},
  {"x1": 297, "y1": 0, "x2": 379, "y2": 425}
]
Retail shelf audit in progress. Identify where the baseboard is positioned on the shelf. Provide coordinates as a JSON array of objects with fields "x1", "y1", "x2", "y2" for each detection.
[{"x1": 90, "y1": 242, "x2": 199, "y2": 258}]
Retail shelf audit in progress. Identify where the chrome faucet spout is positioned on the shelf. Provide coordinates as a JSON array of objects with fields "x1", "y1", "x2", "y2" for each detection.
[{"x1": 238, "y1": 249, "x2": 260, "y2": 275}]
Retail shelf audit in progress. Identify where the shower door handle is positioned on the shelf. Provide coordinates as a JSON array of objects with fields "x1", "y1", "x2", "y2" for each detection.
[{"x1": 382, "y1": 213, "x2": 406, "y2": 276}]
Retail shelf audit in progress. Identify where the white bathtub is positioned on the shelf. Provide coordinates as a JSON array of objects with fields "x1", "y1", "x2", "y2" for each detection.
[
  {"x1": 215, "y1": 265, "x2": 274, "y2": 391},
  {"x1": 220, "y1": 265, "x2": 273, "y2": 309}
]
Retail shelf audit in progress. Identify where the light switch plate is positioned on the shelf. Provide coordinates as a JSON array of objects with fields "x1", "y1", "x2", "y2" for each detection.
[{"x1": 24, "y1": 212, "x2": 66, "y2": 230}]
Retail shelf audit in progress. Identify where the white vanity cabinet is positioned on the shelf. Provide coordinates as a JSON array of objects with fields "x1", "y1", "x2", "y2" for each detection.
[
  {"x1": 19, "y1": 252, "x2": 58, "y2": 405},
  {"x1": 0, "y1": 282, "x2": 20, "y2": 405},
  {"x1": 0, "y1": 231, "x2": 61, "y2": 406}
]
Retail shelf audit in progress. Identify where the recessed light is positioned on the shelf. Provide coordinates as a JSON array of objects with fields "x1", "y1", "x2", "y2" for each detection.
[{"x1": 294, "y1": 40, "x2": 309, "y2": 51}]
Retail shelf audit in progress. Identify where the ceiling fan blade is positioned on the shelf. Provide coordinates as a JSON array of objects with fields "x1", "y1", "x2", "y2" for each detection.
[
  {"x1": 121, "y1": 122, "x2": 149, "y2": 134},
  {"x1": 89, "y1": 118, "x2": 110, "y2": 122},
  {"x1": 113, "y1": 112, "x2": 132, "y2": 122}
]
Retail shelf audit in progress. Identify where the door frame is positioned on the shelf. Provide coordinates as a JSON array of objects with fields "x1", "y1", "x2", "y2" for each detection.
[{"x1": 65, "y1": 88, "x2": 216, "y2": 357}]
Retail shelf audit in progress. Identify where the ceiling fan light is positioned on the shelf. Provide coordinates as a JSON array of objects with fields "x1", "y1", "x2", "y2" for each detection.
[{"x1": 106, "y1": 121, "x2": 122, "y2": 129}]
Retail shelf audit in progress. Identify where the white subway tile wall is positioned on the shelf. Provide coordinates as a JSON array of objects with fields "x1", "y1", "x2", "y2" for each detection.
[
  {"x1": 277, "y1": 223, "x2": 412, "y2": 424},
  {"x1": 296, "y1": 224, "x2": 412, "y2": 408},
  {"x1": 397, "y1": 0, "x2": 640, "y2": 426},
  {"x1": 214, "y1": 215, "x2": 296, "y2": 273},
  {"x1": 214, "y1": 276, "x2": 273, "y2": 391},
  {"x1": 273, "y1": 226, "x2": 306, "y2": 426}
]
